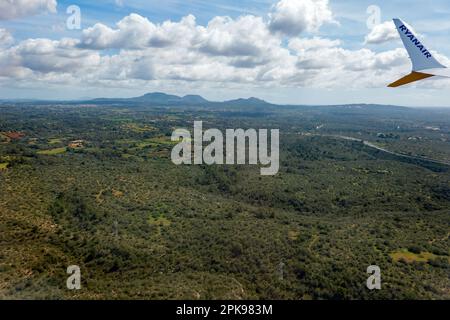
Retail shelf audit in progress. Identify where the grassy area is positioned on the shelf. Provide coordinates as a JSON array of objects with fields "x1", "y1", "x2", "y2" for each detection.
[
  {"x1": 288, "y1": 230, "x2": 300, "y2": 241},
  {"x1": 48, "y1": 138, "x2": 63, "y2": 145},
  {"x1": 137, "y1": 137, "x2": 177, "y2": 149},
  {"x1": 0, "y1": 134, "x2": 8, "y2": 142},
  {"x1": 390, "y1": 249, "x2": 438, "y2": 263},
  {"x1": 0, "y1": 162, "x2": 8, "y2": 170},
  {"x1": 148, "y1": 214, "x2": 172, "y2": 237},
  {"x1": 123, "y1": 123, "x2": 157, "y2": 133},
  {"x1": 37, "y1": 147, "x2": 67, "y2": 155},
  {"x1": 116, "y1": 136, "x2": 178, "y2": 149},
  {"x1": 148, "y1": 215, "x2": 172, "y2": 227}
]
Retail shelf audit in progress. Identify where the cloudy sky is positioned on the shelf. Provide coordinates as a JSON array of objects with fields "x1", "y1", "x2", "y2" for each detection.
[{"x1": 1, "y1": 0, "x2": 450, "y2": 106}]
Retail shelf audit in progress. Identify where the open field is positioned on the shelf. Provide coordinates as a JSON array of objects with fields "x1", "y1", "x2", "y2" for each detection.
[
  {"x1": 37, "y1": 147, "x2": 67, "y2": 155},
  {"x1": 48, "y1": 138, "x2": 63, "y2": 145},
  {"x1": 390, "y1": 250, "x2": 438, "y2": 263}
]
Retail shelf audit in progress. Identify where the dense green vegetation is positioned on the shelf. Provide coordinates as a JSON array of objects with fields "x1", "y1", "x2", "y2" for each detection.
[{"x1": 0, "y1": 102, "x2": 449, "y2": 300}]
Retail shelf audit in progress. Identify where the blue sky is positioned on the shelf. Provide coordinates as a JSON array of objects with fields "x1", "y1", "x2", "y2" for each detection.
[{"x1": 1, "y1": 0, "x2": 450, "y2": 106}]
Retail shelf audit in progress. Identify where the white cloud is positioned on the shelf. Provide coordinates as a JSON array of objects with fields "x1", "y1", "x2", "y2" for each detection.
[
  {"x1": 268, "y1": 0, "x2": 336, "y2": 36},
  {"x1": 289, "y1": 36, "x2": 340, "y2": 51},
  {"x1": 0, "y1": 28, "x2": 14, "y2": 47},
  {"x1": 80, "y1": 13, "x2": 279, "y2": 61},
  {"x1": 0, "y1": 0, "x2": 449, "y2": 92},
  {"x1": 365, "y1": 20, "x2": 421, "y2": 45},
  {"x1": 365, "y1": 21, "x2": 398, "y2": 44},
  {"x1": 0, "y1": 37, "x2": 100, "y2": 81},
  {"x1": 197, "y1": 16, "x2": 264, "y2": 56},
  {"x1": 287, "y1": 42, "x2": 410, "y2": 88},
  {"x1": 80, "y1": 14, "x2": 198, "y2": 50},
  {"x1": 0, "y1": 0, "x2": 57, "y2": 20}
]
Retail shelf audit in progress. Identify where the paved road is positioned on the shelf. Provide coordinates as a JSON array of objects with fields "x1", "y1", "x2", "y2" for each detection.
[{"x1": 321, "y1": 134, "x2": 450, "y2": 167}]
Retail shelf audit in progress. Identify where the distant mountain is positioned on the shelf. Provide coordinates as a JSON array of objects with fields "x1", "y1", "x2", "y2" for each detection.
[
  {"x1": 4, "y1": 92, "x2": 428, "y2": 111},
  {"x1": 181, "y1": 95, "x2": 209, "y2": 104},
  {"x1": 91, "y1": 92, "x2": 211, "y2": 106},
  {"x1": 133, "y1": 92, "x2": 183, "y2": 103},
  {"x1": 223, "y1": 97, "x2": 272, "y2": 107},
  {"x1": 89, "y1": 92, "x2": 270, "y2": 107}
]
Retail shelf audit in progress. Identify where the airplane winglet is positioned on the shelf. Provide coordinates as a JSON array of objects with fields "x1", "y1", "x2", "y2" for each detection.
[
  {"x1": 388, "y1": 71, "x2": 434, "y2": 87},
  {"x1": 393, "y1": 18, "x2": 445, "y2": 71},
  {"x1": 388, "y1": 18, "x2": 446, "y2": 88}
]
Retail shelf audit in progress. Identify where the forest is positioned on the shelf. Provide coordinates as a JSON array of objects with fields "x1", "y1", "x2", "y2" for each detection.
[{"x1": 0, "y1": 101, "x2": 449, "y2": 299}]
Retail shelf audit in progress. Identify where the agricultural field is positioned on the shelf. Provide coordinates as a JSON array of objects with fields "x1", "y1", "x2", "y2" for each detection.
[
  {"x1": 37, "y1": 147, "x2": 67, "y2": 155},
  {"x1": 0, "y1": 102, "x2": 449, "y2": 300},
  {"x1": 389, "y1": 249, "x2": 449, "y2": 264}
]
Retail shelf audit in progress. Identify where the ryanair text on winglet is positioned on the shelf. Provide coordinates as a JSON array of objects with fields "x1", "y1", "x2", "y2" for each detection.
[{"x1": 398, "y1": 24, "x2": 433, "y2": 59}]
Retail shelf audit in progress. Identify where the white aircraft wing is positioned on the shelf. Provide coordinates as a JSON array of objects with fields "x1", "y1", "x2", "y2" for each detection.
[{"x1": 388, "y1": 18, "x2": 447, "y2": 87}]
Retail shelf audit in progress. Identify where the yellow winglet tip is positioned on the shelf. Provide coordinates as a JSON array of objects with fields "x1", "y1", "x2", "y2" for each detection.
[{"x1": 388, "y1": 71, "x2": 434, "y2": 88}]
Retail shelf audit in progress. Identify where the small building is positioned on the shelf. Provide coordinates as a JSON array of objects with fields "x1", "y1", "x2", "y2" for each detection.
[{"x1": 68, "y1": 140, "x2": 84, "y2": 149}]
